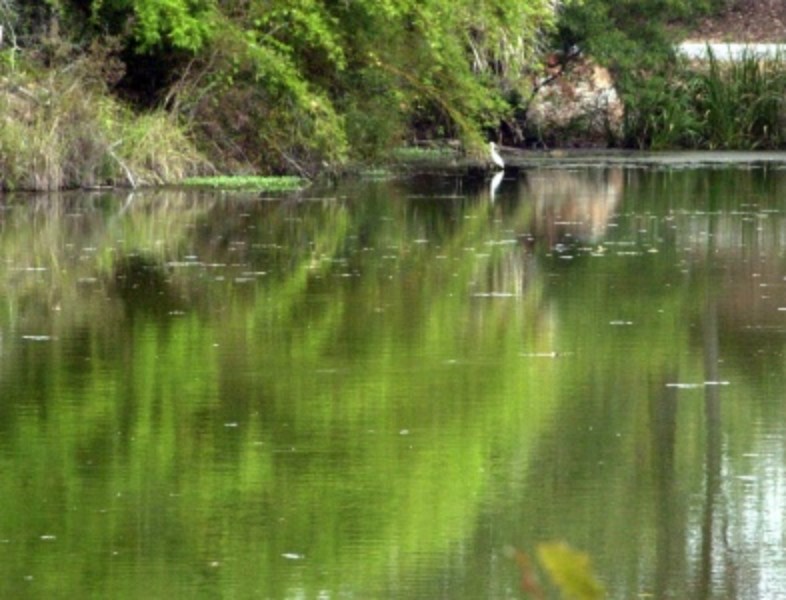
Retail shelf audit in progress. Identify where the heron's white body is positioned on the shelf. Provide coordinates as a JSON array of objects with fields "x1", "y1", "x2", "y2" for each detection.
[
  {"x1": 489, "y1": 142, "x2": 505, "y2": 170},
  {"x1": 489, "y1": 170, "x2": 504, "y2": 202}
]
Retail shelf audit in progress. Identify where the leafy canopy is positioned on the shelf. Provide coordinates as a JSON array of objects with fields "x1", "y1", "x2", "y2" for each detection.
[
  {"x1": 90, "y1": 0, "x2": 215, "y2": 51},
  {"x1": 10, "y1": 0, "x2": 562, "y2": 170}
]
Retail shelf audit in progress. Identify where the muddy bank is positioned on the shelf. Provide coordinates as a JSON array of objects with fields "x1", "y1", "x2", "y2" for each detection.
[{"x1": 500, "y1": 149, "x2": 786, "y2": 169}]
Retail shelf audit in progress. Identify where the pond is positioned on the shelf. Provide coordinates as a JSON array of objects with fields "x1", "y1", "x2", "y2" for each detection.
[{"x1": 1, "y1": 162, "x2": 786, "y2": 598}]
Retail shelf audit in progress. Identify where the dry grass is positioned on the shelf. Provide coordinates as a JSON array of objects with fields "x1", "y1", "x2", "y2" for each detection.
[{"x1": 0, "y1": 58, "x2": 210, "y2": 191}]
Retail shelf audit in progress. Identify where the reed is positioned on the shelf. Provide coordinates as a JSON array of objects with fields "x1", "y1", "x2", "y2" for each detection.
[
  {"x1": 624, "y1": 47, "x2": 786, "y2": 150},
  {"x1": 0, "y1": 58, "x2": 209, "y2": 191},
  {"x1": 696, "y1": 47, "x2": 786, "y2": 149}
]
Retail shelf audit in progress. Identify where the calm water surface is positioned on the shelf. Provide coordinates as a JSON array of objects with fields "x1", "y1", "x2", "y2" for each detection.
[{"x1": 2, "y1": 165, "x2": 786, "y2": 598}]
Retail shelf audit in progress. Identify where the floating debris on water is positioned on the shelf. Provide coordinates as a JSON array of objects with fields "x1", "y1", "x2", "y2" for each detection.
[
  {"x1": 166, "y1": 261, "x2": 204, "y2": 268},
  {"x1": 666, "y1": 381, "x2": 730, "y2": 389},
  {"x1": 484, "y1": 239, "x2": 517, "y2": 246},
  {"x1": 472, "y1": 292, "x2": 518, "y2": 298},
  {"x1": 282, "y1": 553, "x2": 305, "y2": 560}
]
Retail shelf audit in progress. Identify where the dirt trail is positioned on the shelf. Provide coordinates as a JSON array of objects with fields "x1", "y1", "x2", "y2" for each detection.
[{"x1": 689, "y1": 0, "x2": 786, "y2": 42}]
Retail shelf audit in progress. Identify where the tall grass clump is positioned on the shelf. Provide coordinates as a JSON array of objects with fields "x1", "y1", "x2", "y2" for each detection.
[
  {"x1": 623, "y1": 48, "x2": 786, "y2": 150},
  {"x1": 0, "y1": 56, "x2": 209, "y2": 191},
  {"x1": 695, "y1": 48, "x2": 786, "y2": 149},
  {"x1": 119, "y1": 110, "x2": 209, "y2": 186}
]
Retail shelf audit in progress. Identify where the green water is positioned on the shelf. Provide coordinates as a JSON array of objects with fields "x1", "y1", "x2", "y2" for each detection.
[{"x1": 1, "y1": 165, "x2": 786, "y2": 598}]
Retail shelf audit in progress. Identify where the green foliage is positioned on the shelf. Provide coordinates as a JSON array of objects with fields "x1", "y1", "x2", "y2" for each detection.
[
  {"x1": 694, "y1": 49, "x2": 786, "y2": 149},
  {"x1": 6, "y1": 0, "x2": 560, "y2": 177},
  {"x1": 391, "y1": 145, "x2": 459, "y2": 162},
  {"x1": 183, "y1": 18, "x2": 349, "y2": 175},
  {"x1": 553, "y1": 1, "x2": 786, "y2": 150},
  {"x1": 622, "y1": 73, "x2": 703, "y2": 149},
  {"x1": 173, "y1": 0, "x2": 560, "y2": 171},
  {"x1": 90, "y1": 0, "x2": 214, "y2": 51},
  {"x1": 552, "y1": 0, "x2": 726, "y2": 131},
  {"x1": 180, "y1": 175, "x2": 305, "y2": 190},
  {"x1": 117, "y1": 108, "x2": 209, "y2": 183},
  {"x1": 555, "y1": 0, "x2": 724, "y2": 64},
  {"x1": 623, "y1": 51, "x2": 786, "y2": 150}
]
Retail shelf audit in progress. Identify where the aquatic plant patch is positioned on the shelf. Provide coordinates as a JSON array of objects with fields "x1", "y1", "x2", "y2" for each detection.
[{"x1": 179, "y1": 176, "x2": 306, "y2": 191}]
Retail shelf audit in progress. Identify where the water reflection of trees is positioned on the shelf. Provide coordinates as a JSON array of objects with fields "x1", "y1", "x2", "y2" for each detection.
[
  {"x1": 0, "y1": 182, "x2": 561, "y2": 598},
  {"x1": 3, "y1": 169, "x2": 786, "y2": 597},
  {"x1": 487, "y1": 166, "x2": 786, "y2": 598}
]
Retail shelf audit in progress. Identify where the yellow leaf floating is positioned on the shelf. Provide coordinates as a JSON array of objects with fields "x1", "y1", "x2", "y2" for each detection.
[{"x1": 537, "y1": 542, "x2": 605, "y2": 600}]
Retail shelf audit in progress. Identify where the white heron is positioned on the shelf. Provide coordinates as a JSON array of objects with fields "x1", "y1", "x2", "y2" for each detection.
[
  {"x1": 489, "y1": 142, "x2": 505, "y2": 170},
  {"x1": 489, "y1": 169, "x2": 504, "y2": 203}
]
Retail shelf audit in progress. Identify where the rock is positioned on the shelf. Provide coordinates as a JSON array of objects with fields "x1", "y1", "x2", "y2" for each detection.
[{"x1": 525, "y1": 58, "x2": 624, "y2": 147}]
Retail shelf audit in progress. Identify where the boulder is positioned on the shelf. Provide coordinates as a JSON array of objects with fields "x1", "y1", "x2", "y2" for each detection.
[{"x1": 525, "y1": 58, "x2": 624, "y2": 147}]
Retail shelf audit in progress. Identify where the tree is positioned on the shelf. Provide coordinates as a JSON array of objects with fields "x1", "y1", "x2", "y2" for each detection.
[{"x1": 5, "y1": 0, "x2": 562, "y2": 173}]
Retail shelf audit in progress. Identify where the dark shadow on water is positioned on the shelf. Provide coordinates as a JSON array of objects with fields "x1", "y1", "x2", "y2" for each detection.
[{"x1": 112, "y1": 253, "x2": 179, "y2": 319}]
